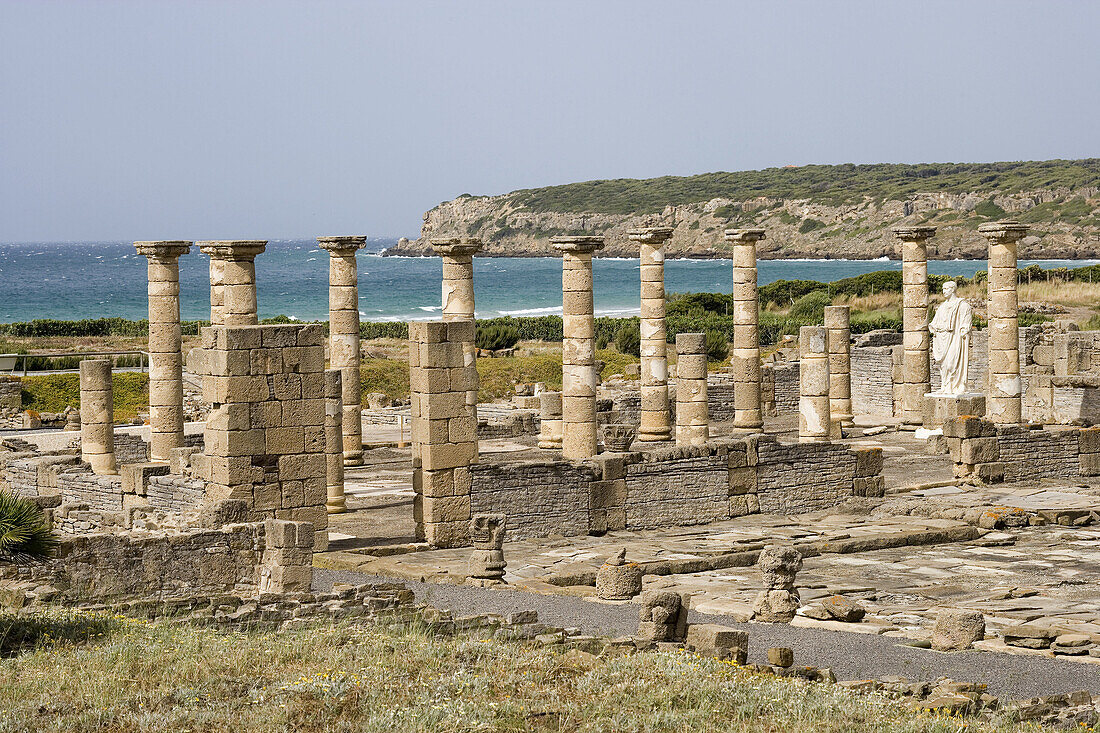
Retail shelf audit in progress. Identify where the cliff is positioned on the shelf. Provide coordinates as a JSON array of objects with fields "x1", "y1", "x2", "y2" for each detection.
[{"x1": 389, "y1": 160, "x2": 1100, "y2": 260}]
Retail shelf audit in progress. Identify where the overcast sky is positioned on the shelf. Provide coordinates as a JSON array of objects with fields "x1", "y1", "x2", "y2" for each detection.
[{"x1": 1, "y1": 0, "x2": 1096, "y2": 242}]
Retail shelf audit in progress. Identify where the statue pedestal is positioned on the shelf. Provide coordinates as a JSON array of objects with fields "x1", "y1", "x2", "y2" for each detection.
[{"x1": 922, "y1": 392, "x2": 986, "y2": 428}]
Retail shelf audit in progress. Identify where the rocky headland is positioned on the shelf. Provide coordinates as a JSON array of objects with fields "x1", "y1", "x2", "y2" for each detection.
[{"x1": 387, "y1": 160, "x2": 1100, "y2": 260}]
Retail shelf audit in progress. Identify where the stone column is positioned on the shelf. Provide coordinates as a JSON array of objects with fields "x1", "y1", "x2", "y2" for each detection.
[
  {"x1": 324, "y1": 368, "x2": 346, "y2": 514},
  {"x1": 537, "y1": 390, "x2": 563, "y2": 449},
  {"x1": 430, "y1": 237, "x2": 482, "y2": 430},
  {"x1": 893, "y1": 227, "x2": 936, "y2": 424},
  {"x1": 629, "y1": 227, "x2": 673, "y2": 442},
  {"x1": 824, "y1": 305, "x2": 853, "y2": 428},
  {"x1": 134, "y1": 240, "x2": 191, "y2": 462},
  {"x1": 318, "y1": 236, "x2": 367, "y2": 465},
  {"x1": 552, "y1": 236, "x2": 605, "y2": 460},
  {"x1": 675, "y1": 332, "x2": 709, "y2": 446},
  {"x1": 80, "y1": 359, "x2": 117, "y2": 475},
  {"x1": 197, "y1": 240, "x2": 266, "y2": 326},
  {"x1": 725, "y1": 228, "x2": 766, "y2": 432},
  {"x1": 798, "y1": 326, "x2": 831, "y2": 443},
  {"x1": 981, "y1": 221, "x2": 1029, "y2": 425}
]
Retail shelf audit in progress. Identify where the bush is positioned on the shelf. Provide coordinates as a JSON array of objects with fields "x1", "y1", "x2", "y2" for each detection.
[
  {"x1": 21, "y1": 373, "x2": 149, "y2": 421},
  {"x1": 798, "y1": 218, "x2": 827, "y2": 233},
  {"x1": 614, "y1": 323, "x2": 640, "y2": 357},
  {"x1": 475, "y1": 324, "x2": 521, "y2": 352},
  {"x1": 705, "y1": 331, "x2": 729, "y2": 362},
  {"x1": 788, "y1": 290, "x2": 831, "y2": 321},
  {"x1": 0, "y1": 491, "x2": 57, "y2": 562},
  {"x1": 595, "y1": 334, "x2": 610, "y2": 350}
]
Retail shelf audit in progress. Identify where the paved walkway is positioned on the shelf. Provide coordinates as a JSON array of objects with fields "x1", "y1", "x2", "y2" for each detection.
[{"x1": 315, "y1": 567, "x2": 1100, "y2": 700}]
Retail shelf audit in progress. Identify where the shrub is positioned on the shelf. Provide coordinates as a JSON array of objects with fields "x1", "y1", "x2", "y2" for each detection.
[
  {"x1": 475, "y1": 324, "x2": 520, "y2": 352},
  {"x1": 705, "y1": 331, "x2": 729, "y2": 362},
  {"x1": 613, "y1": 324, "x2": 640, "y2": 357},
  {"x1": 788, "y1": 290, "x2": 831, "y2": 321},
  {"x1": 595, "y1": 334, "x2": 610, "y2": 350},
  {"x1": 974, "y1": 198, "x2": 1007, "y2": 219},
  {"x1": 798, "y1": 218, "x2": 826, "y2": 233},
  {"x1": 0, "y1": 491, "x2": 57, "y2": 562}
]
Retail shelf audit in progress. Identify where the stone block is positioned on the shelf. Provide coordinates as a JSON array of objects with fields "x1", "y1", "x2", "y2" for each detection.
[
  {"x1": 119, "y1": 462, "x2": 169, "y2": 496},
  {"x1": 684, "y1": 624, "x2": 748, "y2": 659},
  {"x1": 852, "y1": 447, "x2": 883, "y2": 477},
  {"x1": 728, "y1": 466, "x2": 757, "y2": 495},
  {"x1": 1081, "y1": 453, "x2": 1100, "y2": 477},
  {"x1": 590, "y1": 479, "x2": 626, "y2": 509},
  {"x1": 931, "y1": 609, "x2": 985, "y2": 651},
  {"x1": 959, "y1": 437, "x2": 999, "y2": 465},
  {"x1": 1080, "y1": 427, "x2": 1100, "y2": 455},
  {"x1": 729, "y1": 493, "x2": 759, "y2": 517},
  {"x1": 853, "y1": 476, "x2": 885, "y2": 498},
  {"x1": 943, "y1": 415, "x2": 990, "y2": 439}
]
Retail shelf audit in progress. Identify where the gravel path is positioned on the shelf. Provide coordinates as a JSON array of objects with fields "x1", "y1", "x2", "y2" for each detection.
[{"x1": 316, "y1": 568, "x2": 1100, "y2": 700}]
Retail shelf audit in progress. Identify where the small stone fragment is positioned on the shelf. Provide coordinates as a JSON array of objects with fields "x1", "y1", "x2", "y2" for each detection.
[
  {"x1": 767, "y1": 647, "x2": 794, "y2": 668},
  {"x1": 931, "y1": 609, "x2": 985, "y2": 651}
]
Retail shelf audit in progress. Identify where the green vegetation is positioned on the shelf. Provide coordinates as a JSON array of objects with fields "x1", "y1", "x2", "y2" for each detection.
[
  {"x1": 705, "y1": 330, "x2": 729, "y2": 362},
  {"x1": 613, "y1": 323, "x2": 640, "y2": 357},
  {"x1": 476, "y1": 352, "x2": 561, "y2": 401},
  {"x1": 0, "y1": 492, "x2": 57, "y2": 562},
  {"x1": 20, "y1": 373, "x2": 149, "y2": 420},
  {"x1": 798, "y1": 218, "x2": 827, "y2": 233},
  {"x1": 358, "y1": 358, "x2": 409, "y2": 401},
  {"x1": 504, "y1": 159, "x2": 1100, "y2": 214},
  {"x1": 788, "y1": 290, "x2": 832, "y2": 321},
  {"x1": 0, "y1": 611, "x2": 1038, "y2": 731},
  {"x1": 475, "y1": 324, "x2": 521, "y2": 352},
  {"x1": 974, "y1": 198, "x2": 1007, "y2": 219}
]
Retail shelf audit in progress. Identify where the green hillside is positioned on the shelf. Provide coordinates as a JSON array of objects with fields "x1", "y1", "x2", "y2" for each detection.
[{"x1": 505, "y1": 159, "x2": 1100, "y2": 214}]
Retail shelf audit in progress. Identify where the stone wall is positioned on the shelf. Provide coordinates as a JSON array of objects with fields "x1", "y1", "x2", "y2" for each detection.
[
  {"x1": 114, "y1": 432, "x2": 149, "y2": 464},
  {"x1": 946, "y1": 416, "x2": 1100, "y2": 483},
  {"x1": 0, "y1": 376, "x2": 21, "y2": 412},
  {"x1": 851, "y1": 347, "x2": 895, "y2": 417},
  {"x1": 12, "y1": 518, "x2": 313, "y2": 602},
  {"x1": 623, "y1": 450, "x2": 729, "y2": 529},
  {"x1": 469, "y1": 460, "x2": 596, "y2": 539},
  {"x1": 188, "y1": 323, "x2": 328, "y2": 549},
  {"x1": 772, "y1": 363, "x2": 799, "y2": 415},
  {"x1": 464, "y1": 436, "x2": 882, "y2": 541}
]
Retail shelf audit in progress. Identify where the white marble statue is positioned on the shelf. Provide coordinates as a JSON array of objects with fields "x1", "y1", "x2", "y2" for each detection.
[{"x1": 929, "y1": 281, "x2": 973, "y2": 396}]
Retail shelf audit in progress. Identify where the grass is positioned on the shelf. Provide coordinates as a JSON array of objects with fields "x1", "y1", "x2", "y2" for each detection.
[
  {"x1": 358, "y1": 357, "x2": 410, "y2": 401},
  {"x1": 476, "y1": 352, "x2": 562, "y2": 401},
  {"x1": 20, "y1": 373, "x2": 149, "y2": 421},
  {"x1": 0, "y1": 611, "x2": 1042, "y2": 732}
]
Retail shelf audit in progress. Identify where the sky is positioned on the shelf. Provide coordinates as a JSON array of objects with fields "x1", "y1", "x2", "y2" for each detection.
[{"x1": 0, "y1": 0, "x2": 1097, "y2": 243}]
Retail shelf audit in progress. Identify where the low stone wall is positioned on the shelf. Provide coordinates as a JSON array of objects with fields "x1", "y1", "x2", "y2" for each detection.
[
  {"x1": 147, "y1": 473, "x2": 207, "y2": 512},
  {"x1": 467, "y1": 437, "x2": 882, "y2": 541},
  {"x1": 851, "y1": 346, "x2": 895, "y2": 417},
  {"x1": 772, "y1": 363, "x2": 799, "y2": 415},
  {"x1": 5, "y1": 518, "x2": 314, "y2": 603},
  {"x1": 470, "y1": 460, "x2": 596, "y2": 539},
  {"x1": 946, "y1": 416, "x2": 1100, "y2": 483},
  {"x1": 0, "y1": 376, "x2": 21, "y2": 412},
  {"x1": 114, "y1": 432, "x2": 149, "y2": 464}
]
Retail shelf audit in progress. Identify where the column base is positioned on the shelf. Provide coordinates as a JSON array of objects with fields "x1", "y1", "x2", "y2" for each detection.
[
  {"x1": 342, "y1": 451, "x2": 364, "y2": 467},
  {"x1": 636, "y1": 428, "x2": 672, "y2": 442},
  {"x1": 326, "y1": 497, "x2": 347, "y2": 514}
]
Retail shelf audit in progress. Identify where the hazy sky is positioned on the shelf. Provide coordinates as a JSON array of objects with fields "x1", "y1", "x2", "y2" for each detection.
[{"x1": 1, "y1": 0, "x2": 1097, "y2": 242}]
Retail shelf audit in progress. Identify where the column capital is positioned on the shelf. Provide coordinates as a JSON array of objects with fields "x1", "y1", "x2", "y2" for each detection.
[
  {"x1": 317, "y1": 235, "x2": 367, "y2": 254},
  {"x1": 430, "y1": 237, "x2": 483, "y2": 257},
  {"x1": 551, "y1": 235, "x2": 605, "y2": 255},
  {"x1": 893, "y1": 226, "x2": 937, "y2": 242},
  {"x1": 978, "y1": 221, "x2": 1029, "y2": 243},
  {"x1": 627, "y1": 227, "x2": 673, "y2": 245},
  {"x1": 197, "y1": 240, "x2": 267, "y2": 261},
  {"x1": 134, "y1": 240, "x2": 192, "y2": 260},
  {"x1": 724, "y1": 228, "x2": 766, "y2": 243}
]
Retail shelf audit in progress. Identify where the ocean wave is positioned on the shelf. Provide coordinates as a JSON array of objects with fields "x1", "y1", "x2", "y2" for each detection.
[
  {"x1": 417, "y1": 305, "x2": 442, "y2": 312},
  {"x1": 496, "y1": 306, "x2": 562, "y2": 316}
]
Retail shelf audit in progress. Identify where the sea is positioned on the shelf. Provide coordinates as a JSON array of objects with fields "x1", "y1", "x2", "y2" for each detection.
[{"x1": 0, "y1": 239, "x2": 1095, "y2": 324}]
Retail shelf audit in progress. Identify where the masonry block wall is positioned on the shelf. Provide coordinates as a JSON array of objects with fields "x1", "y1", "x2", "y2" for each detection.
[
  {"x1": 189, "y1": 323, "x2": 328, "y2": 550},
  {"x1": 18, "y1": 518, "x2": 312, "y2": 602},
  {"x1": 946, "y1": 416, "x2": 1100, "y2": 483},
  {"x1": 409, "y1": 320, "x2": 478, "y2": 548},
  {"x1": 469, "y1": 460, "x2": 596, "y2": 539},
  {"x1": 463, "y1": 437, "x2": 884, "y2": 542}
]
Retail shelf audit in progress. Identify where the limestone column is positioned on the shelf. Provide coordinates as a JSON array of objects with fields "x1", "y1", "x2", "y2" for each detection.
[
  {"x1": 893, "y1": 226, "x2": 936, "y2": 424},
  {"x1": 980, "y1": 221, "x2": 1029, "y2": 425},
  {"x1": 552, "y1": 235, "x2": 605, "y2": 460},
  {"x1": 324, "y1": 368, "x2": 346, "y2": 514},
  {"x1": 430, "y1": 237, "x2": 481, "y2": 429},
  {"x1": 798, "y1": 326, "x2": 831, "y2": 443},
  {"x1": 824, "y1": 305, "x2": 853, "y2": 427},
  {"x1": 318, "y1": 236, "x2": 367, "y2": 465},
  {"x1": 134, "y1": 240, "x2": 191, "y2": 462},
  {"x1": 725, "y1": 228, "x2": 766, "y2": 432},
  {"x1": 675, "y1": 332, "x2": 709, "y2": 446},
  {"x1": 197, "y1": 240, "x2": 266, "y2": 326},
  {"x1": 629, "y1": 227, "x2": 673, "y2": 442},
  {"x1": 80, "y1": 359, "x2": 117, "y2": 475},
  {"x1": 538, "y1": 390, "x2": 563, "y2": 449}
]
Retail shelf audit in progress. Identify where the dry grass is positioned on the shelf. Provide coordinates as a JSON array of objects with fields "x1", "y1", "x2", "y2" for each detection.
[{"x1": 0, "y1": 611, "x2": 1044, "y2": 732}]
